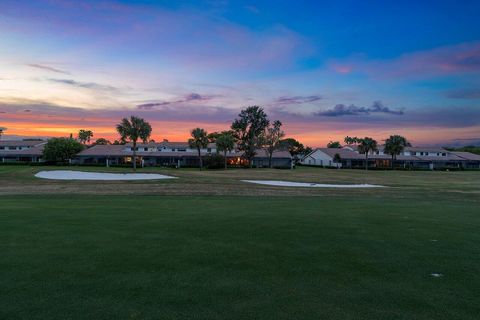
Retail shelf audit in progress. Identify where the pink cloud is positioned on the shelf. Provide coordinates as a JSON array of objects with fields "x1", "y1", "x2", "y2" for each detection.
[{"x1": 329, "y1": 41, "x2": 480, "y2": 79}]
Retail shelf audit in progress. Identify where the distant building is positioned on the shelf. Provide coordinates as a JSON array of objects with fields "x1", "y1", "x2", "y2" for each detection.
[
  {"x1": 301, "y1": 146, "x2": 480, "y2": 169},
  {"x1": 0, "y1": 140, "x2": 46, "y2": 163},
  {"x1": 74, "y1": 141, "x2": 293, "y2": 168}
]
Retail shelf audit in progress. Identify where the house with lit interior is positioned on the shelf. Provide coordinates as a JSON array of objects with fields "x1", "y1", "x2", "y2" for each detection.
[{"x1": 74, "y1": 141, "x2": 293, "y2": 168}]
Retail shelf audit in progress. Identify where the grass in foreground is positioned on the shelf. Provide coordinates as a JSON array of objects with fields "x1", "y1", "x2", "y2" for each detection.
[
  {"x1": 1, "y1": 195, "x2": 479, "y2": 319},
  {"x1": 1, "y1": 165, "x2": 480, "y2": 198}
]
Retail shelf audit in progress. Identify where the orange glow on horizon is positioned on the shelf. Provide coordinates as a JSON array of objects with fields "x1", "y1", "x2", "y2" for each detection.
[{"x1": 3, "y1": 118, "x2": 479, "y2": 147}]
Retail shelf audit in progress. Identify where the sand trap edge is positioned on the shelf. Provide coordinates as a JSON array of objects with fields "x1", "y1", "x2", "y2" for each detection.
[
  {"x1": 241, "y1": 180, "x2": 385, "y2": 188},
  {"x1": 35, "y1": 170, "x2": 177, "y2": 181}
]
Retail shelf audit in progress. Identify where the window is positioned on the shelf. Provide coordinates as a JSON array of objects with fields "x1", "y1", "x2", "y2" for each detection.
[
  {"x1": 420, "y1": 152, "x2": 424, "y2": 156},
  {"x1": 144, "y1": 148, "x2": 148, "y2": 151},
  {"x1": 207, "y1": 148, "x2": 212, "y2": 152},
  {"x1": 178, "y1": 148, "x2": 186, "y2": 152},
  {"x1": 442, "y1": 153, "x2": 446, "y2": 156},
  {"x1": 425, "y1": 152, "x2": 429, "y2": 155},
  {"x1": 8, "y1": 146, "x2": 17, "y2": 150},
  {"x1": 411, "y1": 152, "x2": 416, "y2": 155}
]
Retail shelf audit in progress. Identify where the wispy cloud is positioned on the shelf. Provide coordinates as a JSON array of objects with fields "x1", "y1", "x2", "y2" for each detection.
[
  {"x1": 27, "y1": 63, "x2": 70, "y2": 74},
  {"x1": 47, "y1": 78, "x2": 120, "y2": 92},
  {"x1": 137, "y1": 93, "x2": 220, "y2": 110},
  {"x1": 315, "y1": 101, "x2": 404, "y2": 117},
  {"x1": 445, "y1": 88, "x2": 480, "y2": 99},
  {"x1": 275, "y1": 95, "x2": 322, "y2": 105}
]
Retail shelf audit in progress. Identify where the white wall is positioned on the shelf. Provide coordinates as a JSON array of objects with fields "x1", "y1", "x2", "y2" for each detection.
[{"x1": 301, "y1": 149, "x2": 341, "y2": 167}]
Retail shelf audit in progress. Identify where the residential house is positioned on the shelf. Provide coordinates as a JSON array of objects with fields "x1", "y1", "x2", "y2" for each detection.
[
  {"x1": 0, "y1": 140, "x2": 46, "y2": 163},
  {"x1": 74, "y1": 141, "x2": 293, "y2": 168},
  {"x1": 301, "y1": 146, "x2": 480, "y2": 169}
]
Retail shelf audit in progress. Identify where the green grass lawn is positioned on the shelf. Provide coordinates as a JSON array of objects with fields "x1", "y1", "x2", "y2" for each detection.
[{"x1": 1, "y1": 166, "x2": 479, "y2": 319}]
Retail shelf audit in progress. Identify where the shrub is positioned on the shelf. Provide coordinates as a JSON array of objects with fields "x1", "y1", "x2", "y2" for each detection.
[
  {"x1": 203, "y1": 154, "x2": 225, "y2": 169},
  {"x1": 42, "y1": 137, "x2": 84, "y2": 163}
]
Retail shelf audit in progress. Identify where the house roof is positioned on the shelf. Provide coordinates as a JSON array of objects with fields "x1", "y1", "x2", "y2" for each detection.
[
  {"x1": 125, "y1": 141, "x2": 217, "y2": 149},
  {"x1": 76, "y1": 145, "x2": 291, "y2": 159},
  {"x1": 314, "y1": 148, "x2": 360, "y2": 159},
  {"x1": 449, "y1": 152, "x2": 480, "y2": 161},
  {"x1": 0, "y1": 140, "x2": 46, "y2": 147},
  {"x1": 404, "y1": 146, "x2": 448, "y2": 153},
  {"x1": 0, "y1": 144, "x2": 45, "y2": 156},
  {"x1": 305, "y1": 147, "x2": 478, "y2": 162}
]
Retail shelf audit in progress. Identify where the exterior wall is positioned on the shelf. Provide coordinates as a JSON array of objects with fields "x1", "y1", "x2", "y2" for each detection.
[
  {"x1": 1, "y1": 155, "x2": 42, "y2": 162},
  {"x1": 301, "y1": 150, "x2": 341, "y2": 167},
  {"x1": 252, "y1": 157, "x2": 292, "y2": 168},
  {"x1": 125, "y1": 146, "x2": 219, "y2": 154}
]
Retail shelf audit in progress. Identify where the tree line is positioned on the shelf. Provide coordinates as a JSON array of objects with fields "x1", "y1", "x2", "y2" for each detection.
[
  {"x1": 326, "y1": 135, "x2": 411, "y2": 170},
  {"x1": 40, "y1": 106, "x2": 314, "y2": 170},
  {"x1": 37, "y1": 105, "x2": 412, "y2": 171}
]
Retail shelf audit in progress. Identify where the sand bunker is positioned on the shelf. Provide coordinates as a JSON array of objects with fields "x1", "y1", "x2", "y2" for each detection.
[
  {"x1": 242, "y1": 180, "x2": 384, "y2": 188},
  {"x1": 35, "y1": 170, "x2": 176, "y2": 181}
]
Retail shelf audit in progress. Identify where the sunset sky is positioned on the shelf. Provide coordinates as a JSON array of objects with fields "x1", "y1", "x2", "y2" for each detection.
[{"x1": 1, "y1": 0, "x2": 480, "y2": 147}]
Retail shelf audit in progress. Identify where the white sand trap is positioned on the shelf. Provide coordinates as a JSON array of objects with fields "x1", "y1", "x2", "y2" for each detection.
[
  {"x1": 242, "y1": 180, "x2": 384, "y2": 188},
  {"x1": 35, "y1": 170, "x2": 176, "y2": 181}
]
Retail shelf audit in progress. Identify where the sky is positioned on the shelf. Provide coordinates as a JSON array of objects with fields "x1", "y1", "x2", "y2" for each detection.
[{"x1": 1, "y1": 0, "x2": 480, "y2": 147}]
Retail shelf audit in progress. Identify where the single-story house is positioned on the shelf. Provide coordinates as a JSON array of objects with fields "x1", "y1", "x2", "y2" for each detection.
[
  {"x1": 74, "y1": 141, "x2": 293, "y2": 168},
  {"x1": 0, "y1": 140, "x2": 46, "y2": 163},
  {"x1": 301, "y1": 146, "x2": 480, "y2": 169}
]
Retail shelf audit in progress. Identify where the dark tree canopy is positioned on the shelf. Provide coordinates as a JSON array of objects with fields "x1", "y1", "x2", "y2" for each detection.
[
  {"x1": 216, "y1": 132, "x2": 236, "y2": 169},
  {"x1": 188, "y1": 128, "x2": 209, "y2": 170},
  {"x1": 327, "y1": 141, "x2": 342, "y2": 148},
  {"x1": 357, "y1": 137, "x2": 378, "y2": 170},
  {"x1": 384, "y1": 135, "x2": 410, "y2": 168},
  {"x1": 42, "y1": 137, "x2": 84, "y2": 163},
  {"x1": 94, "y1": 138, "x2": 110, "y2": 145},
  {"x1": 263, "y1": 120, "x2": 285, "y2": 168},
  {"x1": 116, "y1": 116, "x2": 152, "y2": 170},
  {"x1": 280, "y1": 138, "x2": 304, "y2": 157},
  {"x1": 231, "y1": 106, "x2": 269, "y2": 167},
  {"x1": 78, "y1": 129, "x2": 93, "y2": 144}
]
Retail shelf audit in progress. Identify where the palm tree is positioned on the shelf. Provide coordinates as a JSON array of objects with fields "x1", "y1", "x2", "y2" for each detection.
[
  {"x1": 384, "y1": 135, "x2": 411, "y2": 169},
  {"x1": 188, "y1": 128, "x2": 209, "y2": 170},
  {"x1": 0, "y1": 127, "x2": 5, "y2": 140},
  {"x1": 333, "y1": 153, "x2": 342, "y2": 168},
  {"x1": 216, "y1": 132, "x2": 235, "y2": 169},
  {"x1": 357, "y1": 137, "x2": 378, "y2": 170},
  {"x1": 116, "y1": 116, "x2": 152, "y2": 171},
  {"x1": 78, "y1": 129, "x2": 93, "y2": 145},
  {"x1": 344, "y1": 136, "x2": 359, "y2": 146}
]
